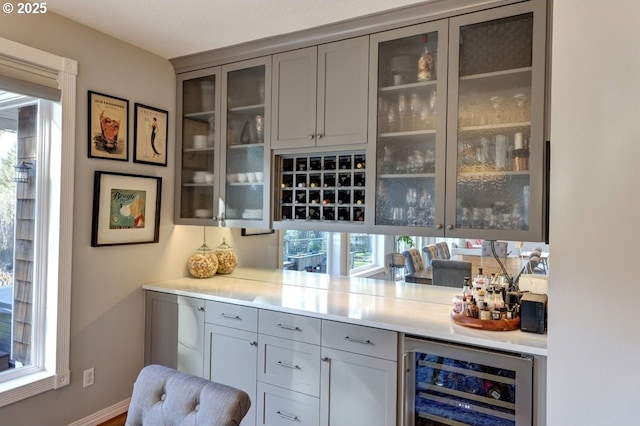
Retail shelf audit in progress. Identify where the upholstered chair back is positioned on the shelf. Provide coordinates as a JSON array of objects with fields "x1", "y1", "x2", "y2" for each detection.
[
  {"x1": 435, "y1": 242, "x2": 451, "y2": 259},
  {"x1": 431, "y1": 259, "x2": 473, "y2": 288},
  {"x1": 125, "y1": 364, "x2": 251, "y2": 426},
  {"x1": 402, "y1": 248, "x2": 425, "y2": 274},
  {"x1": 422, "y1": 244, "x2": 440, "y2": 266}
]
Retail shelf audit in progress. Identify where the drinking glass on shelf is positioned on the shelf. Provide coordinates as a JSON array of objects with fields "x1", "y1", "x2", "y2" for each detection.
[
  {"x1": 513, "y1": 93, "x2": 528, "y2": 122},
  {"x1": 490, "y1": 95, "x2": 503, "y2": 124},
  {"x1": 428, "y1": 91, "x2": 437, "y2": 128},
  {"x1": 409, "y1": 93, "x2": 421, "y2": 130},
  {"x1": 397, "y1": 94, "x2": 407, "y2": 131}
]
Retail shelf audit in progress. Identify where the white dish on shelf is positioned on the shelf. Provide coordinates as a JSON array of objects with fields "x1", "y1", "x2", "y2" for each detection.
[{"x1": 194, "y1": 209, "x2": 212, "y2": 218}]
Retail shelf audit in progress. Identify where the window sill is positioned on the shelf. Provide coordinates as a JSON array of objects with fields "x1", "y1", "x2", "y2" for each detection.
[{"x1": 0, "y1": 368, "x2": 70, "y2": 407}]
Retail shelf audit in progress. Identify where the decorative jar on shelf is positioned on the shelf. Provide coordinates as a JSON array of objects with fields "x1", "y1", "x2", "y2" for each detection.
[
  {"x1": 188, "y1": 228, "x2": 218, "y2": 278},
  {"x1": 215, "y1": 238, "x2": 237, "y2": 274}
]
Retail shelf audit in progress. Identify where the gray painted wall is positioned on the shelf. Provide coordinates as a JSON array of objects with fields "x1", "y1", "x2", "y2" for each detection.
[{"x1": 0, "y1": 12, "x2": 277, "y2": 426}]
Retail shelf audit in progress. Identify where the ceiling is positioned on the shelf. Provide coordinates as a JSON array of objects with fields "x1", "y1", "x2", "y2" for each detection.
[{"x1": 46, "y1": 0, "x2": 429, "y2": 60}]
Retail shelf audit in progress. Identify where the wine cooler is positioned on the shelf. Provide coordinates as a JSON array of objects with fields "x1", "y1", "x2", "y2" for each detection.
[{"x1": 403, "y1": 336, "x2": 533, "y2": 426}]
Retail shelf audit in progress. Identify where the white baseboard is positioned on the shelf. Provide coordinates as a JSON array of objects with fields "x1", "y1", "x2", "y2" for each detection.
[{"x1": 67, "y1": 398, "x2": 130, "y2": 426}]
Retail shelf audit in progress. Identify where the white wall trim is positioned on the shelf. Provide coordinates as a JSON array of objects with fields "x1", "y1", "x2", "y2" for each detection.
[{"x1": 67, "y1": 398, "x2": 130, "y2": 426}]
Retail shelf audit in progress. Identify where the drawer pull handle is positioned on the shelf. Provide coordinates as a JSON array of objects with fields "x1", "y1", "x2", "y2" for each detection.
[
  {"x1": 219, "y1": 313, "x2": 241, "y2": 320},
  {"x1": 277, "y1": 360, "x2": 301, "y2": 370},
  {"x1": 276, "y1": 323, "x2": 301, "y2": 332},
  {"x1": 344, "y1": 336, "x2": 373, "y2": 345},
  {"x1": 276, "y1": 410, "x2": 300, "y2": 421}
]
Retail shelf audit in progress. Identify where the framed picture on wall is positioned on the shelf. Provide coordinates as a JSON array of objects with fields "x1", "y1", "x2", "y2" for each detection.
[
  {"x1": 91, "y1": 171, "x2": 162, "y2": 247},
  {"x1": 133, "y1": 103, "x2": 169, "y2": 166},
  {"x1": 88, "y1": 91, "x2": 129, "y2": 161}
]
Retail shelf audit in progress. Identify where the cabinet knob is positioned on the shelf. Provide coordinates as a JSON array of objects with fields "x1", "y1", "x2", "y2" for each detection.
[
  {"x1": 197, "y1": 306, "x2": 205, "y2": 312},
  {"x1": 321, "y1": 356, "x2": 330, "y2": 362},
  {"x1": 446, "y1": 224, "x2": 454, "y2": 230},
  {"x1": 249, "y1": 341, "x2": 257, "y2": 346},
  {"x1": 435, "y1": 224, "x2": 443, "y2": 229},
  {"x1": 316, "y1": 133, "x2": 323, "y2": 139},
  {"x1": 308, "y1": 134, "x2": 315, "y2": 140}
]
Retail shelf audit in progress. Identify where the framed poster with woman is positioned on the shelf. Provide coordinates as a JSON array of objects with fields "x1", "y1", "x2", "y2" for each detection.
[{"x1": 133, "y1": 103, "x2": 169, "y2": 166}]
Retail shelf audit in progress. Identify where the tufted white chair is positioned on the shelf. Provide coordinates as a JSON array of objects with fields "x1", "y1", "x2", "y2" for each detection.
[{"x1": 125, "y1": 364, "x2": 251, "y2": 426}]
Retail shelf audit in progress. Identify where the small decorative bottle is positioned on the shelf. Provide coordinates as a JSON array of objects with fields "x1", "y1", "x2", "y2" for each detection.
[
  {"x1": 417, "y1": 35, "x2": 434, "y2": 82},
  {"x1": 215, "y1": 238, "x2": 238, "y2": 274},
  {"x1": 188, "y1": 227, "x2": 218, "y2": 278}
]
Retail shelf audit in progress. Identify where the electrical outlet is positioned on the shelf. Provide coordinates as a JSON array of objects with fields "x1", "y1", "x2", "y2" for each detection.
[{"x1": 83, "y1": 367, "x2": 94, "y2": 388}]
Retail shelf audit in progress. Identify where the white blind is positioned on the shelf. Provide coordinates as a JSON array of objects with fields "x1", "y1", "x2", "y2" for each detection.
[{"x1": 0, "y1": 55, "x2": 61, "y2": 101}]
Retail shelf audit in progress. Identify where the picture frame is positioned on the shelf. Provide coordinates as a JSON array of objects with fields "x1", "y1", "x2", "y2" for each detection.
[
  {"x1": 241, "y1": 228, "x2": 275, "y2": 237},
  {"x1": 133, "y1": 103, "x2": 169, "y2": 166},
  {"x1": 91, "y1": 171, "x2": 162, "y2": 247},
  {"x1": 88, "y1": 91, "x2": 129, "y2": 161}
]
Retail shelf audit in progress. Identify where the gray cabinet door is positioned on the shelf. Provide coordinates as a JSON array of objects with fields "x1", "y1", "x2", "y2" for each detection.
[
  {"x1": 316, "y1": 36, "x2": 369, "y2": 147},
  {"x1": 271, "y1": 46, "x2": 318, "y2": 149},
  {"x1": 144, "y1": 292, "x2": 205, "y2": 378},
  {"x1": 271, "y1": 36, "x2": 369, "y2": 149}
]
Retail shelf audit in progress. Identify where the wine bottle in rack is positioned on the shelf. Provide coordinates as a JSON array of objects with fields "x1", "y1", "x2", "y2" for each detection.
[
  {"x1": 323, "y1": 190, "x2": 335, "y2": 205},
  {"x1": 339, "y1": 155, "x2": 352, "y2": 170},
  {"x1": 354, "y1": 172, "x2": 365, "y2": 187},
  {"x1": 296, "y1": 158, "x2": 307, "y2": 171},
  {"x1": 280, "y1": 190, "x2": 293, "y2": 204},
  {"x1": 337, "y1": 173, "x2": 351, "y2": 187},
  {"x1": 323, "y1": 173, "x2": 336, "y2": 187},
  {"x1": 309, "y1": 191, "x2": 321, "y2": 205},
  {"x1": 322, "y1": 208, "x2": 335, "y2": 221},
  {"x1": 295, "y1": 191, "x2": 306, "y2": 204},
  {"x1": 309, "y1": 174, "x2": 321, "y2": 188},
  {"x1": 337, "y1": 190, "x2": 351, "y2": 205},
  {"x1": 324, "y1": 156, "x2": 336, "y2": 170},
  {"x1": 310, "y1": 157, "x2": 322, "y2": 171}
]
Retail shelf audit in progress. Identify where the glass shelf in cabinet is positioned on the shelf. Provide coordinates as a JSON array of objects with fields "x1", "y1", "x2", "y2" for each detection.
[
  {"x1": 228, "y1": 103, "x2": 264, "y2": 113},
  {"x1": 377, "y1": 173, "x2": 436, "y2": 179},
  {"x1": 183, "y1": 146, "x2": 215, "y2": 153},
  {"x1": 459, "y1": 66, "x2": 532, "y2": 81},
  {"x1": 184, "y1": 111, "x2": 215, "y2": 119},
  {"x1": 378, "y1": 129, "x2": 437, "y2": 138},
  {"x1": 458, "y1": 122, "x2": 531, "y2": 133},
  {"x1": 227, "y1": 142, "x2": 264, "y2": 149},
  {"x1": 378, "y1": 79, "x2": 437, "y2": 92}
]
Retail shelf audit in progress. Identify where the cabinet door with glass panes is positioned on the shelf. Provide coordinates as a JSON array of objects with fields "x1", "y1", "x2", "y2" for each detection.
[
  {"x1": 367, "y1": 20, "x2": 449, "y2": 236},
  {"x1": 175, "y1": 67, "x2": 222, "y2": 225},
  {"x1": 445, "y1": 0, "x2": 547, "y2": 241},
  {"x1": 220, "y1": 57, "x2": 271, "y2": 229}
]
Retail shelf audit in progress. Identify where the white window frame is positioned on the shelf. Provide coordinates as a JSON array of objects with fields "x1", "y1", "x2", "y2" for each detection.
[
  {"x1": 0, "y1": 37, "x2": 76, "y2": 407},
  {"x1": 348, "y1": 233, "x2": 385, "y2": 278}
]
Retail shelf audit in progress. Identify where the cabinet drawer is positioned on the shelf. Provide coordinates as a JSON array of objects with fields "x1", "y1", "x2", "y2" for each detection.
[
  {"x1": 259, "y1": 335, "x2": 320, "y2": 397},
  {"x1": 321, "y1": 320, "x2": 397, "y2": 361},
  {"x1": 205, "y1": 300, "x2": 258, "y2": 332},
  {"x1": 259, "y1": 310, "x2": 321, "y2": 345},
  {"x1": 257, "y1": 382, "x2": 320, "y2": 426}
]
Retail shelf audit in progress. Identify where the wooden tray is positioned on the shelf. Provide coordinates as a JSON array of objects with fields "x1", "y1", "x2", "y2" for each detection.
[{"x1": 450, "y1": 311, "x2": 520, "y2": 331}]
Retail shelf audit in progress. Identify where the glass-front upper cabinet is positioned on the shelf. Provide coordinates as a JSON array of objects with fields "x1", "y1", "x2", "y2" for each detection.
[
  {"x1": 220, "y1": 57, "x2": 271, "y2": 229},
  {"x1": 446, "y1": 0, "x2": 547, "y2": 241},
  {"x1": 176, "y1": 67, "x2": 222, "y2": 224},
  {"x1": 368, "y1": 21, "x2": 449, "y2": 236}
]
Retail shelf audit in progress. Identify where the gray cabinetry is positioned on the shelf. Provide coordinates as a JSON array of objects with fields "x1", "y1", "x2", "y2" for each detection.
[
  {"x1": 320, "y1": 320, "x2": 398, "y2": 426},
  {"x1": 204, "y1": 301, "x2": 258, "y2": 426},
  {"x1": 368, "y1": 0, "x2": 547, "y2": 241},
  {"x1": 271, "y1": 36, "x2": 369, "y2": 149},
  {"x1": 144, "y1": 291, "x2": 205, "y2": 378}
]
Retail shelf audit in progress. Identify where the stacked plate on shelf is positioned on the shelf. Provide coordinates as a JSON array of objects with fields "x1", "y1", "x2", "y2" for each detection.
[{"x1": 241, "y1": 209, "x2": 263, "y2": 219}]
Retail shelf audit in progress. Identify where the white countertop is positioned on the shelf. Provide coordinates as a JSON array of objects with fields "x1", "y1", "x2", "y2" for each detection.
[{"x1": 143, "y1": 268, "x2": 547, "y2": 356}]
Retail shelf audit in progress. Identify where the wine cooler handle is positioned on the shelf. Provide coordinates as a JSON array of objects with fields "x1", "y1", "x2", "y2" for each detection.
[{"x1": 401, "y1": 353, "x2": 407, "y2": 426}]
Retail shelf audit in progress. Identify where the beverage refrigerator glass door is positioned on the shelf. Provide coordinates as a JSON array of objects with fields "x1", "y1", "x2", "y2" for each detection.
[{"x1": 403, "y1": 337, "x2": 533, "y2": 426}]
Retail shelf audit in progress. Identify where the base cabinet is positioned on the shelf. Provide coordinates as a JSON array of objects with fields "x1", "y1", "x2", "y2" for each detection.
[
  {"x1": 204, "y1": 301, "x2": 259, "y2": 426},
  {"x1": 144, "y1": 292, "x2": 205, "y2": 378}
]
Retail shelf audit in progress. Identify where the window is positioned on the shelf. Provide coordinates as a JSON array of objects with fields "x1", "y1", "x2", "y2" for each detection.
[
  {"x1": 0, "y1": 37, "x2": 76, "y2": 407},
  {"x1": 280, "y1": 230, "x2": 385, "y2": 277}
]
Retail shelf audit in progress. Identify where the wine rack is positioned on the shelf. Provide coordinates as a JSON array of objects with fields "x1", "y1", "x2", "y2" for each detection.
[{"x1": 275, "y1": 152, "x2": 366, "y2": 223}]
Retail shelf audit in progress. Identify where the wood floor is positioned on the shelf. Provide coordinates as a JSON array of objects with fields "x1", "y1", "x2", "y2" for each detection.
[{"x1": 97, "y1": 413, "x2": 127, "y2": 426}]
